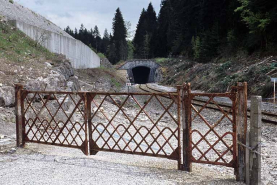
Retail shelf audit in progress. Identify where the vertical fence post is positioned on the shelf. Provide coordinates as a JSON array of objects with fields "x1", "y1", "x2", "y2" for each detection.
[
  {"x1": 88, "y1": 94, "x2": 97, "y2": 155},
  {"x1": 248, "y1": 96, "x2": 262, "y2": 185},
  {"x1": 15, "y1": 84, "x2": 23, "y2": 147},
  {"x1": 176, "y1": 85, "x2": 182, "y2": 170},
  {"x1": 236, "y1": 82, "x2": 248, "y2": 181},
  {"x1": 182, "y1": 83, "x2": 192, "y2": 172},
  {"x1": 84, "y1": 93, "x2": 89, "y2": 155}
]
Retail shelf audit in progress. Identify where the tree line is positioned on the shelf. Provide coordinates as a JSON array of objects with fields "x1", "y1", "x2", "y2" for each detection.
[
  {"x1": 65, "y1": 8, "x2": 129, "y2": 64},
  {"x1": 66, "y1": 0, "x2": 277, "y2": 64},
  {"x1": 134, "y1": 0, "x2": 277, "y2": 62},
  {"x1": 65, "y1": 24, "x2": 110, "y2": 56}
]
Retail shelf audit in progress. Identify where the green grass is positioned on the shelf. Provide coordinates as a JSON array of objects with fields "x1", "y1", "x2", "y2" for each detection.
[
  {"x1": 98, "y1": 66, "x2": 106, "y2": 70},
  {"x1": 0, "y1": 22, "x2": 55, "y2": 63},
  {"x1": 97, "y1": 52, "x2": 106, "y2": 59},
  {"x1": 155, "y1": 58, "x2": 168, "y2": 64},
  {"x1": 111, "y1": 78, "x2": 122, "y2": 90}
]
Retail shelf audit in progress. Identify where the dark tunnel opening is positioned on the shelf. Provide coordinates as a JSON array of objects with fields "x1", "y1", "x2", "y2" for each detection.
[{"x1": 132, "y1": 66, "x2": 151, "y2": 84}]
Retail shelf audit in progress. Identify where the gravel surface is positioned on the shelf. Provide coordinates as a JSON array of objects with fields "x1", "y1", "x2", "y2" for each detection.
[{"x1": 0, "y1": 147, "x2": 242, "y2": 185}]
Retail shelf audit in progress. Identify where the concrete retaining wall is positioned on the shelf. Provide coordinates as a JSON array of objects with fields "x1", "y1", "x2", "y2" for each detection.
[{"x1": 12, "y1": 20, "x2": 100, "y2": 69}]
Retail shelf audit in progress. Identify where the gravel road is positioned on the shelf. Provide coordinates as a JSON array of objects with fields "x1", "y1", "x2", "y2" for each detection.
[{"x1": 0, "y1": 146, "x2": 242, "y2": 185}]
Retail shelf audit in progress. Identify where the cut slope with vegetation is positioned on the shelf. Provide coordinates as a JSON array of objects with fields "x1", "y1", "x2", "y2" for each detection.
[{"x1": 161, "y1": 55, "x2": 276, "y2": 98}]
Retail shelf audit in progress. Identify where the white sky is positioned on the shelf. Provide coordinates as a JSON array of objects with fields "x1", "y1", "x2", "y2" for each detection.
[{"x1": 14, "y1": 0, "x2": 161, "y2": 37}]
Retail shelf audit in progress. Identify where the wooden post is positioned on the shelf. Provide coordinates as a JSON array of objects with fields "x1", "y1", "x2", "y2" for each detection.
[
  {"x1": 248, "y1": 96, "x2": 262, "y2": 185},
  {"x1": 15, "y1": 84, "x2": 24, "y2": 147},
  {"x1": 182, "y1": 83, "x2": 192, "y2": 172},
  {"x1": 236, "y1": 82, "x2": 247, "y2": 181}
]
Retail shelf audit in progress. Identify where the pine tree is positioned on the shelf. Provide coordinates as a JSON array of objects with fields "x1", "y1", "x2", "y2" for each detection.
[
  {"x1": 74, "y1": 28, "x2": 78, "y2": 39},
  {"x1": 108, "y1": 8, "x2": 128, "y2": 64},
  {"x1": 133, "y1": 8, "x2": 147, "y2": 58},
  {"x1": 153, "y1": 0, "x2": 171, "y2": 57},
  {"x1": 133, "y1": 3, "x2": 157, "y2": 59},
  {"x1": 100, "y1": 29, "x2": 110, "y2": 55},
  {"x1": 93, "y1": 26, "x2": 101, "y2": 52}
]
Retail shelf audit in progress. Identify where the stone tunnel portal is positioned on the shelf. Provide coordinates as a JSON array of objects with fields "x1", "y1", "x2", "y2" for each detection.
[
  {"x1": 132, "y1": 66, "x2": 151, "y2": 84},
  {"x1": 118, "y1": 60, "x2": 162, "y2": 84}
]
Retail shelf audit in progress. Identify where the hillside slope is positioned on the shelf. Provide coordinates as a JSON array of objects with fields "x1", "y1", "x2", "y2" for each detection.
[
  {"x1": 0, "y1": 20, "x2": 124, "y2": 151},
  {"x1": 160, "y1": 55, "x2": 276, "y2": 98}
]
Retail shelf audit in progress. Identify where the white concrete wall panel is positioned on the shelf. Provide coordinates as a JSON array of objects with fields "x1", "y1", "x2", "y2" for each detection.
[{"x1": 14, "y1": 20, "x2": 99, "y2": 69}]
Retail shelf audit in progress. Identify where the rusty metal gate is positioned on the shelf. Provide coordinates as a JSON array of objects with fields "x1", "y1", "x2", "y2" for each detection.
[
  {"x1": 15, "y1": 83, "x2": 247, "y2": 173},
  {"x1": 182, "y1": 82, "x2": 247, "y2": 177},
  {"x1": 15, "y1": 84, "x2": 182, "y2": 169}
]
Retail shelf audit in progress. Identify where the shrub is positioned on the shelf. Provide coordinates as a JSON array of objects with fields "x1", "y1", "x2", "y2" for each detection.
[
  {"x1": 155, "y1": 58, "x2": 168, "y2": 64},
  {"x1": 191, "y1": 36, "x2": 201, "y2": 60},
  {"x1": 97, "y1": 53, "x2": 106, "y2": 59}
]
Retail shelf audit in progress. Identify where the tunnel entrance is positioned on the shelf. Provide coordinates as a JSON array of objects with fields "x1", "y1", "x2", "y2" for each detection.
[{"x1": 132, "y1": 66, "x2": 150, "y2": 84}]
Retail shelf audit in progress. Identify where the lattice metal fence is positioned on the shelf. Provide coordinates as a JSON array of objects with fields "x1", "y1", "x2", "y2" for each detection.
[
  {"x1": 15, "y1": 83, "x2": 247, "y2": 173},
  {"x1": 15, "y1": 85, "x2": 182, "y2": 169},
  {"x1": 88, "y1": 93, "x2": 181, "y2": 162}
]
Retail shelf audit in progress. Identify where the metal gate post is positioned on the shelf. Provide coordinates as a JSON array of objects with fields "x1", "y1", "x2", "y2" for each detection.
[
  {"x1": 236, "y1": 82, "x2": 248, "y2": 181},
  {"x1": 88, "y1": 93, "x2": 98, "y2": 155},
  {"x1": 182, "y1": 83, "x2": 192, "y2": 172},
  {"x1": 177, "y1": 85, "x2": 182, "y2": 170},
  {"x1": 15, "y1": 84, "x2": 24, "y2": 147},
  {"x1": 84, "y1": 93, "x2": 89, "y2": 155}
]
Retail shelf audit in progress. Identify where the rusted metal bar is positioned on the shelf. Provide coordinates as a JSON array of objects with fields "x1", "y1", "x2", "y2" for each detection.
[
  {"x1": 23, "y1": 139, "x2": 84, "y2": 150},
  {"x1": 177, "y1": 85, "x2": 182, "y2": 170},
  {"x1": 236, "y1": 82, "x2": 248, "y2": 181},
  {"x1": 191, "y1": 93, "x2": 234, "y2": 97},
  {"x1": 189, "y1": 159, "x2": 234, "y2": 167},
  {"x1": 84, "y1": 93, "x2": 89, "y2": 155},
  {"x1": 183, "y1": 83, "x2": 192, "y2": 172},
  {"x1": 87, "y1": 94, "x2": 96, "y2": 155},
  {"x1": 20, "y1": 90, "x2": 26, "y2": 147},
  {"x1": 231, "y1": 87, "x2": 238, "y2": 171},
  {"x1": 25, "y1": 90, "x2": 178, "y2": 96},
  {"x1": 92, "y1": 147, "x2": 179, "y2": 160},
  {"x1": 15, "y1": 84, "x2": 23, "y2": 147}
]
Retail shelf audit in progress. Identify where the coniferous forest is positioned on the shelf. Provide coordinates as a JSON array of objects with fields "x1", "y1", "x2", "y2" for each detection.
[{"x1": 65, "y1": 0, "x2": 277, "y2": 64}]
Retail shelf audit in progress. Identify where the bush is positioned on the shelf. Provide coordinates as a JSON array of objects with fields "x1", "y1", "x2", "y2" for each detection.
[
  {"x1": 111, "y1": 78, "x2": 121, "y2": 90},
  {"x1": 216, "y1": 61, "x2": 232, "y2": 75},
  {"x1": 155, "y1": 58, "x2": 168, "y2": 64},
  {"x1": 97, "y1": 53, "x2": 106, "y2": 59}
]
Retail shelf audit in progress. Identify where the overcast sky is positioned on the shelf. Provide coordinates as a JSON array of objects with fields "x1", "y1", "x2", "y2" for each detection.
[{"x1": 14, "y1": 0, "x2": 161, "y2": 37}]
